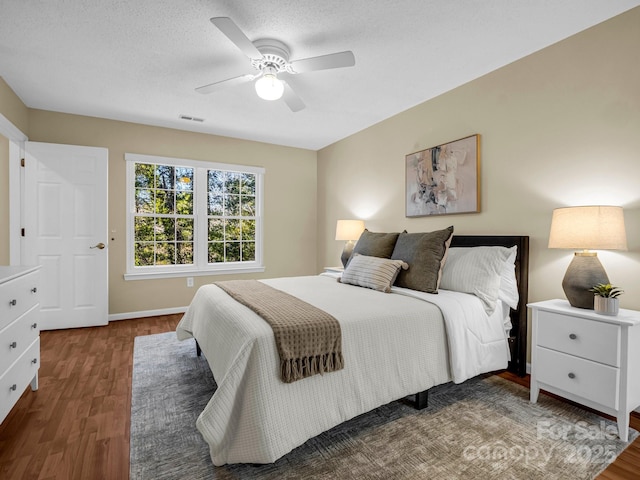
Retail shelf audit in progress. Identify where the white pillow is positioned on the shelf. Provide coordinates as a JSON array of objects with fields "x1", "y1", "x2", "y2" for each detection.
[
  {"x1": 339, "y1": 254, "x2": 408, "y2": 293},
  {"x1": 498, "y1": 246, "x2": 519, "y2": 310},
  {"x1": 440, "y1": 246, "x2": 516, "y2": 315}
]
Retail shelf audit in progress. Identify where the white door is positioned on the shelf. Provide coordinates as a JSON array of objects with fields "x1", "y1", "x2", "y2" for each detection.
[{"x1": 23, "y1": 142, "x2": 108, "y2": 330}]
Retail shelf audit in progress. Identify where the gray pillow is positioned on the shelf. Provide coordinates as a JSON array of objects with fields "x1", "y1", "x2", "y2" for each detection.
[
  {"x1": 391, "y1": 226, "x2": 454, "y2": 294},
  {"x1": 350, "y1": 229, "x2": 400, "y2": 262}
]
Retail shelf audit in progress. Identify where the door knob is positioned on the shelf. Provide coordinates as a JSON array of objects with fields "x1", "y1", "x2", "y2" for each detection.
[{"x1": 90, "y1": 242, "x2": 106, "y2": 250}]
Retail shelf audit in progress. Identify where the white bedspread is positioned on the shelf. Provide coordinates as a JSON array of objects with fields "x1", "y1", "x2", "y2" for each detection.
[
  {"x1": 176, "y1": 274, "x2": 508, "y2": 465},
  {"x1": 390, "y1": 286, "x2": 511, "y2": 383}
]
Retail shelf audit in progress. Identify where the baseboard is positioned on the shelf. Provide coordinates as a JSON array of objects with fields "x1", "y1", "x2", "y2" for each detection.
[
  {"x1": 108, "y1": 306, "x2": 188, "y2": 322},
  {"x1": 526, "y1": 362, "x2": 531, "y2": 375}
]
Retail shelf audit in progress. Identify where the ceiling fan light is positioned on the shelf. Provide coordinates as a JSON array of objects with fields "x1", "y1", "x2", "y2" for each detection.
[{"x1": 255, "y1": 74, "x2": 284, "y2": 101}]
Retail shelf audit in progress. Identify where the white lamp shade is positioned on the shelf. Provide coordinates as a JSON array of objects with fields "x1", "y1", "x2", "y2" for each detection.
[
  {"x1": 255, "y1": 74, "x2": 284, "y2": 100},
  {"x1": 548, "y1": 205, "x2": 627, "y2": 251},
  {"x1": 335, "y1": 219, "x2": 365, "y2": 241}
]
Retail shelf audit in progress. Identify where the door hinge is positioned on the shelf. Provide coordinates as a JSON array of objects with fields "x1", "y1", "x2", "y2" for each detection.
[
  {"x1": 21, "y1": 228, "x2": 25, "y2": 237},
  {"x1": 20, "y1": 158, "x2": 25, "y2": 167}
]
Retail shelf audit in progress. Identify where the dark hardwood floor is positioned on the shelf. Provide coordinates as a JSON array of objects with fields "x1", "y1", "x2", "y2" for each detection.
[
  {"x1": 0, "y1": 314, "x2": 638, "y2": 479},
  {"x1": 0, "y1": 314, "x2": 181, "y2": 480}
]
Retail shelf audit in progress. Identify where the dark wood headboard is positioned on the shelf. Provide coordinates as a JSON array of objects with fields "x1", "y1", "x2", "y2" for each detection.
[{"x1": 449, "y1": 235, "x2": 530, "y2": 377}]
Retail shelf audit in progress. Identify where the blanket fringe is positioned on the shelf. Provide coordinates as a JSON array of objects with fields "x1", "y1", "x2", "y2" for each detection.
[{"x1": 281, "y1": 352, "x2": 345, "y2": 384}]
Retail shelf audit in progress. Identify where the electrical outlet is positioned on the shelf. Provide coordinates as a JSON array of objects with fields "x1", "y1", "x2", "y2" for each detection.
[{"x1": 187, "y1": 277, "x2": 194, "y2": 288}]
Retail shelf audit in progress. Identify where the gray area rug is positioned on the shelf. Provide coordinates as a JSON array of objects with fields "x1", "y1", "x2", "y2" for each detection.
[{"x1": 130, "y1": 332, "x2": 638, "y2": 479}]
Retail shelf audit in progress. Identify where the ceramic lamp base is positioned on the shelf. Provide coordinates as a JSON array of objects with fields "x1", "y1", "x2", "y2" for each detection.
[
  {"x1": 341, "y1": 240, "x2": 356, "y2": 267},
  {"x1": 562, "y1": 252, "x2": 609, "y2": 309}
]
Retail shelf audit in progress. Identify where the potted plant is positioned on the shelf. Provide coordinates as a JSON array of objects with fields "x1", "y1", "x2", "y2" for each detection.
[{"x1": 589, "y1": 283, "x2": 623, "y2": 316}]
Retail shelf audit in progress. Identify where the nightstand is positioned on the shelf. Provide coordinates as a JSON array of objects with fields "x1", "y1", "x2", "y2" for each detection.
[
  {"x1": 529, "y1": 299, "x2": 640, "y2": 441},
  {"x1": 323, "y1": 267, "x2": 344, "y2": 274}
]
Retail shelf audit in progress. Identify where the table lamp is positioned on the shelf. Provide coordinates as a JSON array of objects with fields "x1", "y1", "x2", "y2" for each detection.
[
  {"x1": 335, "y1": 219, "x2": 365, "y2": 267},
  {"x1": 548, "y1": 205, "x2": 627, "y2": 309}
]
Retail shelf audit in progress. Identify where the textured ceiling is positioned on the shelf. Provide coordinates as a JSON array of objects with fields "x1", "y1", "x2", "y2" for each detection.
[{"x1": 1, "y1": 1, "x2": 638, "y2": 150}]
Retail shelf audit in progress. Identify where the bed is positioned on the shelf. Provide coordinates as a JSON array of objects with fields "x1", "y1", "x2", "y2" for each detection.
[{"x1": 176, "y1": 233, "x2": 529, "y2": 466}]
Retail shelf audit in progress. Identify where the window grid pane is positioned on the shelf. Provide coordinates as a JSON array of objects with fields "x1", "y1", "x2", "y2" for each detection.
[{"x1": 133, "y1": 163, "x2": 195, "y2": 267}]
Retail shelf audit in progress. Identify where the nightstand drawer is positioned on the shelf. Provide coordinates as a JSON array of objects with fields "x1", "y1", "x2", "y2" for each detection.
[
  {"x1": 538, "y1": 311, "x2": 620, "y2": 366},
  {"x1": 536, "y1": 347, "x2": 619, "y2": 410}
]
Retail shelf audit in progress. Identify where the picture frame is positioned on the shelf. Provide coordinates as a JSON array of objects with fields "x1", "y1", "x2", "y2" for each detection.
[{"x1": 405, "y1": 134, "x2": 480, "y2": 217}]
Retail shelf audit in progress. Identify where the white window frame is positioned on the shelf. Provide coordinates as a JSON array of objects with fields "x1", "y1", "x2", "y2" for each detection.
[{"x1": 124, "y1": 153, "x2": 265, "y2": 280}]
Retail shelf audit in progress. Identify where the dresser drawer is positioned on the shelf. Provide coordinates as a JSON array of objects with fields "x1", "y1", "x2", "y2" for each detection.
[
  {"x1": 537, "y1": 310, "x2": 620, "y2": 366},
  {"x1": 0, "y1": 270, "x2": 40, "y2": 331},
  {"x1": 0, "y1": 337, "x2": 40, "y2": 423},
  {"x1": 536, "y1": 346, "x2": 619, "y2": 410},
  {"x1": 0, "y1": 306, "x2": 40, "y2": 374}
]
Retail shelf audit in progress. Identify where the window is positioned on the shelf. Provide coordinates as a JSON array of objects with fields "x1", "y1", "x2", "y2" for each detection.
[{"x1": 125, "y1": 153, "x2": 264, "y2": 280}]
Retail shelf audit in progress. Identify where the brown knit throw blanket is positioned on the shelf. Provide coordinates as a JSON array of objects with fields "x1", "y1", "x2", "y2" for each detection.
[{"x1": 214, "y1": 280, "x2": 344, "y2": 383}]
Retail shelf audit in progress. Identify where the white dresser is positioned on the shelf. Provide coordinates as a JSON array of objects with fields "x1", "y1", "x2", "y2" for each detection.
[
  {"x1": 529, "y1": 299, "x2": 640, "y2": 441},
  {"x1": 0, "y1": 266, "x2": 41, "y2": 424}
]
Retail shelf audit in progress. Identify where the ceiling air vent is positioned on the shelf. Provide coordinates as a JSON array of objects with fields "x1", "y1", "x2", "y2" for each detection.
[{"x1": 179, "y1": 114, "x2": 205, "y2": 122}]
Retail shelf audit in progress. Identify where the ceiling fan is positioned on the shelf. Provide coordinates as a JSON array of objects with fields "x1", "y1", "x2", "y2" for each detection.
[{"x1": 195, "y1": 17, "x2": 356, "y2": 112}]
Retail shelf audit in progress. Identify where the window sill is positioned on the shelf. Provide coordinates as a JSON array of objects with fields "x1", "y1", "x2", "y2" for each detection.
[{"x1": 124, "y1": 266, "x2": 265, "y2": 281}]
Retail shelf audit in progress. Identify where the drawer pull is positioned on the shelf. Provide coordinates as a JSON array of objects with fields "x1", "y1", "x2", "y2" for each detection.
[
  {"x1": 569, "y1": 333, "x2": 577, "y2": 340},
  {"x1": 9, "y1": 299, "x2": 17, "y2": 306},
  {"x1": 10, "y1": 341, "x2": 17, "y2": 349},
  {"x1": 568, "y1": 372, "x2": 576, "y2": 379},
  {"x1": 31, "y1": 287, "x2": 37, "y2": 293},
  {"x1": 10, "y1": 384, "x2": 17, "y2": 392},
  {"x1": 32, "y1": 323, "x2": 38, "y2": 329},
  {"x1": 31, "y1": 358, "x2": 38, "y2": 364}
]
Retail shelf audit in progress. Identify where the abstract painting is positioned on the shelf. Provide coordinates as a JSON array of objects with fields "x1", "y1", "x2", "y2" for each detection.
[{"x1": 406, "y1": 134, "x2": 480, "y2": 217}]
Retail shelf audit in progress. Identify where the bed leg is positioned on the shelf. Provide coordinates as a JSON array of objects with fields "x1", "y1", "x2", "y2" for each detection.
[
  {"x1": 415, "y1": 390, "x2": 428, "y2": 410},
  {"x1": 196, "y1": 341, "x2": 202, "y2": 357}
]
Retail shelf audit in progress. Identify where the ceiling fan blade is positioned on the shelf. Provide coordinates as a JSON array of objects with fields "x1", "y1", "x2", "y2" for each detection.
[
  {"x1": 195, "y1": 74, "x2": 255, "y2": 95},
  {"x1": 210, "y1": 17, "x2": 262, "y2": 59},
  {"x1": 290, "y1": 51, "x2": 355, "y2": 74},
  {"x1": 282, "y1": 82, "x2": 305, "y2": 112}
]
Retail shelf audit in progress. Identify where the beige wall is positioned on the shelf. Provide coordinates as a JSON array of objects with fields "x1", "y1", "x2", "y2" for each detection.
[
  {"x1": 25, "y1": 110, "x2": 317, "y2": 315},
  {"x1": 318, "y1": 8, "x2": 640, "y2": 314},
  {"x1": 0, "y1": 77, "x2": 29, "y2": 134}
]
